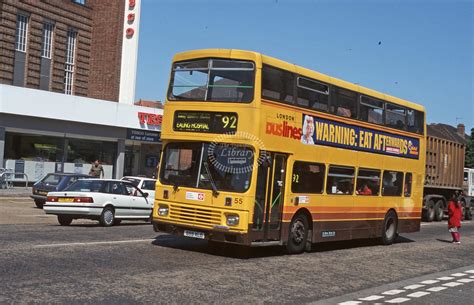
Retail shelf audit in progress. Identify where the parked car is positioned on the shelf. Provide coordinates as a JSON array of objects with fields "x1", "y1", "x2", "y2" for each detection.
[
  {"x1": 121, "y1": 176, "x2": 157, "y2": 200},
  {"x1": 31, "y1": 173, "x2": 92, "y2": 208},
  {"x1": 43, "y1": 179, "x2": 153, "y2": 226}
]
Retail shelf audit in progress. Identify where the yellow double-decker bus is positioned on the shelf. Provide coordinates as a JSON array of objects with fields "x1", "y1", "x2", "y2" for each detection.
[{"x1": 152, "y1": 49, "x2": 425, "y2": 254}]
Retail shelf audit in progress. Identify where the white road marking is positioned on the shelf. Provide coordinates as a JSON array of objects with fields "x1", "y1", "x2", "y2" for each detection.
[
  {"x1": 420, "y1": 279, "x2": 439, "y2": 284},
  {"x1": 33, "y1": 239, "x2": 154, "y2": 248},
  {"x1": 426, "y1": 286, "x2": 447, "y2": 292},
  {"x1": 465, "y1": 270, "x2": 474, "y2": 274},
  {"x1": 470, "y1": 276, "x2": 474, "y2": 279},
  {"x1": 358, "y1": 295, "x2": 384, "y2": 301},
  {"x1": 437, "y1": 276, "x2": 454, "y2": 281},
  {"x1": 404, "y1": 284, "x2": 425, "y2": 290},
  {"x1": 457, "y1": 278, "x2": 474, "y2": 283},
  {"x1": 385, "y1": 297, "x2": 410, "y2": 303},
  {"x1": 442, "y1": 282, "x2": 463, "y2": 287},
  {"x1": 407, "y1": 291, "x2": 430, "y2": 298},
  {"x1": 382, "y1": 289, "x2": 405, "y2": 296},
  {"x1": 338, "y1": 301, "x2": 361, "y2": 305},
  {"x1": 451, "y1": 273, "x2": 467, "y2": 277}
]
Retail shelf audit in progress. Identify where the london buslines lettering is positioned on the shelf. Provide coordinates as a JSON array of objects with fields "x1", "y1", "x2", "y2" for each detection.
[{"x1": 301, "y1": 114, "x2": 420, "y2": 159}]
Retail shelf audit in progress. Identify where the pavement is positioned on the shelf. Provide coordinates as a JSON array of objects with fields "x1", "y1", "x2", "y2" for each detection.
[{"x1": 0, "y1": 186, "x2": 32, "y2": 197}]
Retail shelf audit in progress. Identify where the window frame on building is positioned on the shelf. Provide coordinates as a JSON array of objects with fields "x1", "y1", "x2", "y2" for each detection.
[
  {"x1": 64, "y1": 28, "x2": 77, "y2": 95},
  {"x1": 41, "y1": 22, "x2": 54, "y2": 59},
  {"x1": 15, "y1": 13, "x2": 29, "y2": 52}
]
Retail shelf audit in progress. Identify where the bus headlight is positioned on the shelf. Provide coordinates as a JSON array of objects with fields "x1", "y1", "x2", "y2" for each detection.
[
  {"x1": 158, "y1": 205, "x2": 169, "y2": 216},
  {"x1": 226, "y1": 214, "x2": 239, "y2": 226}
]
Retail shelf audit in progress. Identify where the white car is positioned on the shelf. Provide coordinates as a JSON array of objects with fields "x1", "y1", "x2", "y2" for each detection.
[
  {"x1": 43, "y1": 179, "x2": 153, "y2": 226},
  {"x1": 120, "y1": 176, "x2": 156, "y2": 200}
]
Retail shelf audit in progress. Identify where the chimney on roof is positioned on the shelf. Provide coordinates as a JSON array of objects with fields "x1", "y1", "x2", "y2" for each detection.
[{"x1": 457, "y1": 123, "x2": 465, "y2": 137}]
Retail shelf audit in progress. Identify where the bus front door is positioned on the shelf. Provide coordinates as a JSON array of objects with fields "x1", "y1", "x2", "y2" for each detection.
[{"x1": 251, "y1": 153, "x2": 287, "y2": 243}]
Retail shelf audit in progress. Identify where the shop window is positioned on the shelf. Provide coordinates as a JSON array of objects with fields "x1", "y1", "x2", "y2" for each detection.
[
  {"x1": 4, "y1": 133, "x2": 63, "y2": 162},
  {"x1": 356, "y1": 168, "x2": 380, "y2": 196},
  {"x1": 404, "y1": 173, "x2": 412, "y2": 197},
  {"x1": 382, "y1": 170, "x2": 404, "y2": 196},
  {"x1": 326, "y1": 165, "x2": 355, "y2": 195},
  {"x1": 291, "y1": 161, "x2": 325, "y2": 194},
  {"x1": 66, "y1": 139, "x2": 115, "y2": 165},
  {"x1": 262, "y1": 65, "x2": 295, "y2": 104}
]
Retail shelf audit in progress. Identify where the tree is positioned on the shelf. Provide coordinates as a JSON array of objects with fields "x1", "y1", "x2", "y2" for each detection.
[{"x1": 466, "y1": 128, "x2": 474, "y2": 168}]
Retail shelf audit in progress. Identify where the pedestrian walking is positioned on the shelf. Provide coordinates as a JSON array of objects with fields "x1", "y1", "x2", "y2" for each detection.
[
  {"x1": 89, "y1": 160, "x2": 104, "y2": 178},
  {"x1": 448, "y1": 194, "x2": 462, "y2": 244}
]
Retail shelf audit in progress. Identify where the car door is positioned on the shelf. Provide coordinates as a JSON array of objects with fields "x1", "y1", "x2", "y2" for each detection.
[
  {"x1": 129, "y1": 184, "x2": 152, "y2": 217},
  {"x1": 107, "y1": 181, "x2": 131, "y2": 218}
]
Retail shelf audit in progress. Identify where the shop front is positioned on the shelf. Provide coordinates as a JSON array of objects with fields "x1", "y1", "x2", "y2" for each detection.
[{"x1": 0, "y1": 84, "x2": 162, "y2": 182}]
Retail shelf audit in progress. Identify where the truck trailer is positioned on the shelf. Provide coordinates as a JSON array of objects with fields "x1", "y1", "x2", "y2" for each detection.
[{"x1": 422, "y1": 123, "x2": 472, "y2": 222}]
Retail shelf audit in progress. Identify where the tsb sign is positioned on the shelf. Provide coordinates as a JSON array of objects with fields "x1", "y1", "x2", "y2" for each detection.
[{"x1": 138, "y1": 112, "x2": 162, "y2": 126}]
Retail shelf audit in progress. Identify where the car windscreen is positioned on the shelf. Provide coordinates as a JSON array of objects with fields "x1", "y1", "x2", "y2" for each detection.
[
  {"x1": 65, "y1": 180, "x2": 104, "y2": 192},
  {"x1": 141, "y1": 180, "x2": 156, "y2": 190}
]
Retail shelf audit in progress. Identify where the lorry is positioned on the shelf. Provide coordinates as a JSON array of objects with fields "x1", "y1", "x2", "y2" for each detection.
[{"x1": 422, "y1": 123, "x2": 473, "y2": 222}]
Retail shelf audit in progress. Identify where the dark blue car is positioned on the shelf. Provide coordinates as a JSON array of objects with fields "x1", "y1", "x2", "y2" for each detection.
[{"x1": 31, "y1": 173, "x2": 92, "y2": 208}]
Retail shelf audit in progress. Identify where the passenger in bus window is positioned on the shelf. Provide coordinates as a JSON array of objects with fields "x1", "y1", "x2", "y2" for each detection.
[
  {"x1": 337, "y1": 107, "x2": 352, "y2": 118},
  {"x1": 357, "y1": 182, "x2": 372, "y2": 195}
]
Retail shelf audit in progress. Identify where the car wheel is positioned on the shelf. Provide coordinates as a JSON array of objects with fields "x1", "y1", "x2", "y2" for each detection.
[
  {"x1": 287, "y1": 212, "x2": 309, "y2": 254},
  {"x1": 100, "y1": 206, "x2": 115, "y2": 227},
  {"x1": 34, "y1": 200, "x2": 44, "y2": 209},
  {"x1": 57, "y1": 215, "x2": 73, "y2": 226},
  {"x1": 381, "y1": 210, "x2": 398, "y2": 245}
]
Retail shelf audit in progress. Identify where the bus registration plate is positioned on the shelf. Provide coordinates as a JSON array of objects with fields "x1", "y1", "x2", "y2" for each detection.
[{"x1": 184, "y1": 230, "x2": 205, "y2": 239}]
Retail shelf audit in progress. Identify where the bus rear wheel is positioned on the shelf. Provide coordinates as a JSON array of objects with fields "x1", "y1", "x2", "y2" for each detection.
[
  {"x1": 381, "y1": 210, "x2": 398, "y2": 245},
  {"x1": 287, "y1": 213, "x2": 309, "y2": 254}
]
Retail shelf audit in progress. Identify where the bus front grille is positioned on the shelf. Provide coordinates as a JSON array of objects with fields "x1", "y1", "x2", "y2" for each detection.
[{"x1": 169, "y1": 204, "x2": 221, "y2": 228}]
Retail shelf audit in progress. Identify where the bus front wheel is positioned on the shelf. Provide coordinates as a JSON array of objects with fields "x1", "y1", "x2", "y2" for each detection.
[
  {"x1": 287, "y1": 213, "x2": 309, "y2": 254},
  {"x1": 381, "y1": 210, "x2": 398, "y2": 245}
]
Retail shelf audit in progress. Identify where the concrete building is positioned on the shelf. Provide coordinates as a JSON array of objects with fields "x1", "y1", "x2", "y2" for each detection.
[{"x1": 0, "y1": 0, "x2": 163, "y2": 181}]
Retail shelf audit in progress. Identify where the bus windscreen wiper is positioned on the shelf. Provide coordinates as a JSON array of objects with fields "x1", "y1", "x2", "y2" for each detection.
[{"x1": 203, "y1": 161, "x2": 220, "y2": 197}]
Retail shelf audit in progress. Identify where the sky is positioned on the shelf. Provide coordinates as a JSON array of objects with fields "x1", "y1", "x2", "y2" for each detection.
[{"x1": 135, "y1": 0, "x2": 473, "y2": 131}]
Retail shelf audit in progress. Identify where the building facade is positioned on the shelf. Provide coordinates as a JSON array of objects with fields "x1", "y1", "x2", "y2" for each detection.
[{"x1": 0, "y1": 0, "x2": 161, "y2": 181}]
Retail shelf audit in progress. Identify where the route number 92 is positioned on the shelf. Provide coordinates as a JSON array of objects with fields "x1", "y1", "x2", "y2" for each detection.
[{"x1": 222, "y1": 115, "x2": 237, "y2": 129}]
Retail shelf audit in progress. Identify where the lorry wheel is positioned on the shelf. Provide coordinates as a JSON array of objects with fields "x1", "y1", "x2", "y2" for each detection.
[
  {"x1": 423, "y1": 200, "x2": 435, "y2": 222},
  {"x1": 465, "y1": 208, "x2": 473, "y2": 221},
  {"x1": 434, "y1": 200, "x2": 444, "y2": 221}
]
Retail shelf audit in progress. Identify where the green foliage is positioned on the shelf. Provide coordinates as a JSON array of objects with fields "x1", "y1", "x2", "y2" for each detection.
[{"x1": 466, "y1": 128, "x2": 474, "y2": 168}]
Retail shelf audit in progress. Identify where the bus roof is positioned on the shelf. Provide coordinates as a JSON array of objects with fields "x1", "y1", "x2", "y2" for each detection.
[{"x1": 172, "y1": 49, "x2": 425, "y2": 113}]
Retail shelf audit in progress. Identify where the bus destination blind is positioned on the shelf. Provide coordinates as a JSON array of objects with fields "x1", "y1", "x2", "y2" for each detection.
[{"x1": 173, "y1": 111, "x2": 238, "y2": 134}]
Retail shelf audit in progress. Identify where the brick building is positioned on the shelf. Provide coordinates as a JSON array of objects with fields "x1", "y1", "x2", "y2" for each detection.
[
  {"x1": 0, "y1": 0, "x2": 163, "y2": 180},
  {"x1": 0, "y1": 0, "x2": 128, "y2": 101}
]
